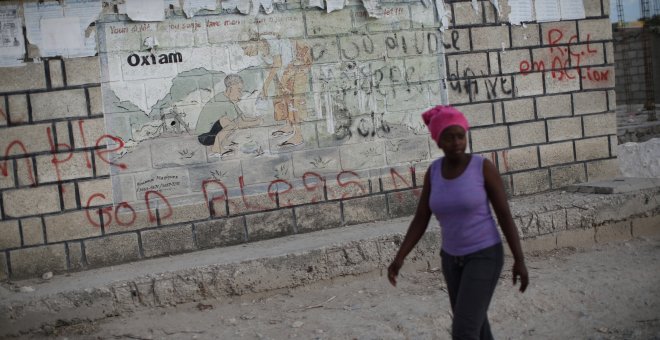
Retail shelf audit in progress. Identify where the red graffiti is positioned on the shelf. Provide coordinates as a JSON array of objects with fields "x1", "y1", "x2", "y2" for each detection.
[
  {"x1": 202, "y1": 179, "x2": 229, "y2": 218},
  {"x1": 77, "y1": 120, "x2": 93, "y2": 169},
  {"x1": 238, "y1": 176, "x2": 271, "y2": 211},
  {"x1": 337, "y1": 170, "x2": 367, "y2": 199},
  {"x1": 0, "y1": 140, "x2": 36, "y2": 186},
  {"x1": 46, "y1": 127, "x2": 74, "y2": 191},
  {"x1": 302, "y1": 172, "x2": 325, "y2": 204},
  {"x1": 85, "y1": 193, "x2": 113, "y2": 228},
  {"x1": 519, "y1": 29, "x2": 605, "y2": 83},
  {"x1": 145, "y1": 190, "x2": 172, "y2": 223},
  {"x1": 267, "y1": 179, "x2": 293, "y2": 207},
  {"x1": 390, "y1": 167, "x2": 419, "y2": 201},
  {"x1": 95, "y1": 135, "x2": 127, "y2": 170}
]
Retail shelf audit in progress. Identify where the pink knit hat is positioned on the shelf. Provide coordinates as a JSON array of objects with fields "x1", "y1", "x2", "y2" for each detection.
[{"x1": 422, "y1": 105, "x2": 470, "y2": 143}]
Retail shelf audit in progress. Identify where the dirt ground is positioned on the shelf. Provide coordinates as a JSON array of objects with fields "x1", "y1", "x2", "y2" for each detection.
[{"x1": 21, "y1": 235, "x2": 660, "y2": 340}]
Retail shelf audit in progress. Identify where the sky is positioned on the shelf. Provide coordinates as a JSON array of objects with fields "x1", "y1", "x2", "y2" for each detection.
[{"x1": 609, "y1": 0, "x2": 642, "y2": 22}]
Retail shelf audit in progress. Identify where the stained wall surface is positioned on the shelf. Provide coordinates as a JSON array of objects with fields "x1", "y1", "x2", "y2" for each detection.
[{"x1": 0, "y1": 0, "x2": 618, "y2": 279}]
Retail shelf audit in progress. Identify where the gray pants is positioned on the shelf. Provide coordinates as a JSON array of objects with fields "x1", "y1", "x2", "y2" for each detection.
[{"x1": 441, "y1": 243, "x2": 504, "y2": 340}]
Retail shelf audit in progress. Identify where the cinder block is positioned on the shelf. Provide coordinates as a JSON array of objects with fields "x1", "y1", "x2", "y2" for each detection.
[
  {"x1": 343, "y1": 194, "x2": 388, "y2": 225},
  {"x1": 30, "y1": 89, "x2": 87, "y2": 121},
  {"x1": 447, "y1": 53, "x2": 489, "y2": 77},
  {"x1": 141, "y1": 224, "x2": 195, "y2": 258},
  {"x1": 596, "y1": 221, "x2": 632, "y2": 243},
  {"x1": 55, "y1": 121, "x2": 70, "y2": 149},
  {"x1": 472, "y1": 26, "x2": 510, "y2": 50},
  {"x1": 36, "y1": 152, "x2": 94, "y2": 183},
  {"x1": 88, "y1": 87, "x2": 103, "y2": 115},
  {"x1": 327, "y1": 173, "x2": 371, "y2": 200},
  {"x1": 45, "y1": 210, "x2": 102, "y2": 243},
  {"x1": 509, "y1": 121, "x2": 546, "y2": 146},
  {"x1": 306, "y1": 10, "x2": 352, "y2": 36},
  {"x1": 0, "y1": 220, "x2": 20, "y2": 250},
  {"x1": 557, "y1": 228, "x2": 595, "y2": 248},
  {"x1": 603, "y1": 0, "x2": 610, "y2": 15},
  {"x1": 541, "y1": 21, "x2": 577, "y2": 46},
  {"x1": 78, "y1": 178, "x2": 113, "y2": 207},
  {"x1": 536, "y1": 94, "x2": 572, "y2": 118},
  {"x1": 21, "y1": 217, "x2": 44, "y2": 246},
  {"x1": 579, "y1": 19, "x2": 612, "y2": 42},
  {"x1": 512, "y1": 169, "x2": 550, "y2": 195},
  {"x1": 489, "y1": 52, "x2": 500, "y2": 75},
  {"x1": 504, "y1": 97, "x2": 542, "y2": 123},
  {"x1": 84, "y1": 233, "x2": 141, "y2": 267},
  {"x1": 104, "y1": 205, "x2": 158, "y2": 234},
  {"x1": 443, "y1": 29, "x2": 471, "y2": 53},
  {"x1": 547, "y1": 117, "x2": 583, "y2": 141},
  {"x1": 8, "y1": 95, "x2": 29, "y2": 124},
  {"x1": 583, "y1": 0, "x2": 603, "y2": 17},
  {"x1": 245, "y1": 209, "x2": 295, "y2": 241},
  {"x1": 410, "y1": 3, "x2": 438, "y2": 29},
  {"x1": 583, "y1": 112, "x2": 617, "y2": 136},
  {"x1": 384, "y1": 137, "x2": 431, "y2": 166},
  {"x1": 500, "y1": 49, "x2": 530, "y2": 74},
  {"x1": 295, "y1": 202, "x2": 342, "y2": 233},
  {"x1": 0, "y1": 63, "x2": 47, "y2": 92},
  {"x1": 387, "y1": 188, "x2": 421, "y2": 218},
  {"x1": 523, "y1": 234, "x2": 557, "y2": 253},
  {"x1": 550, "y1": 163, "x2": 587, "y2": 189},
  {"x1": 609, "y1": 135, "x2": 617, "y2": 156},
  {"x1": 64, "y1": 57, "x2": 101, "y2": 86},
  {"x1": 0, "y1": 123, "x2": 52, "y2": 155},
  {"x1": 228, "y1": 192, "x2": 278, "y2": 215},
  {"x1": 514, "y1": 73, "x2": 544, "y2": 97},
  {"x1": 573, "y1": 91, "x2": 607, "y2": 114},
  {"x1": 276, "y1": 184, "x2": 325, "y2": 207},
  {"x1": 67, "y1": 241, "x2": 84, "y2": 270},
  {"x1": 604, "y1": 42, "x2": 614, "y2": 64},
  {"x1": 357, "y1": 5, "x2": 411, "y2": 32},
  {"x1": 0, "y1": 160, "x2": 14, "y2": 189},
  {"x1": 447, "y1": 82, "x2": 472, "y2": 104},
  {"x1": 0, "y1": 252, "x2": 7, "y2": 280},
  {"x1": 0, "y1": 95, "x2": 6, "y2": 126},
  {"x1": 586, "y1": 158, "x2": 620, "y2": 181},
  {"x1": 632, "y1": 215, "x2": 660, "y2": 237},
  {"x1": 582, "y1": 66, "x2": 615, "y2": 89},
  {"x1": 545, "y1": 72, "x2": 580, "y2": 94},
  {"x1": 540, "y1": 141, "x2": 574, "y2": 167},
  {"x1": 10, "y1": 244, "x2": 67, "y2": 279},
  {"x1": 512, "y1": 24, "x2": 540, "y2": 47},
  {"x1": 62, "y1": 182, "x2": 79, "y2": 210},
  {"x1": 72, "y1": 118, "x2": 105, "y2": 148},
  {"x1": 471, "y1": 126, "x2": 509, "y2": 152},
  {"x1": 575, "y1": 136, "x2": 610, "y2": 161},
  {"x1": 498, "y1": 146, "x2": 539, "y2": 172},
  {"x1": 3, "y1": 185, "x2": 61, "y2": 218},
  {"x1": 195, "y1": 216, "x2": 245, "y2": 248},
  {"x1": 452, "y1": 1, "x2": 483, "y2": 26},
  {"x1": 49, "y1": 59, "x2": 64, "y2": 88},
  {"x1": 160, "y1": 201, "x2": 210, "y2": 226}
]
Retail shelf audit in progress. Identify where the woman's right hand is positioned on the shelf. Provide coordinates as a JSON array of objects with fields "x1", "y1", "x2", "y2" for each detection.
[{"x1": 387, "y1": 258, "x2": 403, "y2": 287}]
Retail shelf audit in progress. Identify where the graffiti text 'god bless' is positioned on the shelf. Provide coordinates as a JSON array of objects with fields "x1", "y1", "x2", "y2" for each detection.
[{"x1": 126, "y1": 52, "x2": 183, "y2": 66}]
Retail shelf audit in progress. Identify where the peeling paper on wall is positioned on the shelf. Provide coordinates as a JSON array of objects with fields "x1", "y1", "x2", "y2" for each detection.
[
  {"x1": 180, "y1": 0, "x2": 217, "y2": 18},
  {"x1": 421, "y1": 0, "x2": 432, "y2": 8},
  {"x1": 490, "y1": 0, "x2": 500, "y2": 16},
  {"x1": 507, "y1": 0, "x2": 533, "y2": 25},
  {"x1": 471, "y1": 0, "x2": 479, "y2": 13},
  {"x1": 362, "y1": 0, "x2": 383, "y2": 18},
  {"x1": 24, "y1": 0, "x2": 102, "y2": 58},
  {"x1": 435, "y1": 0, "x2": 450, "y2": 31},
  {"x1": 326, "y1": 0, "x2": 346, "y2": 13},
  {"x1": 0, "y1": 4, "x2": 25, "y2": 67},
  {"x1": 222, "y1": 0, "x2": 252, "y2": 14},
  {"x1": 126, "y1": 0, "x2": 165, "y2": 21},
  {"x1": 306, "y1": 0, "x2": 325, "y2": 9}
]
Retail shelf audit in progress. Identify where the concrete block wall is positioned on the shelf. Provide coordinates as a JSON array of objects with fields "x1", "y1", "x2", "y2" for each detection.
[
  {"x1": 0, "y1": 0, "x2": 619, "y2": 280},
  {"x1": 613, "y1": 28, "x2": 660, "y2": 105}
]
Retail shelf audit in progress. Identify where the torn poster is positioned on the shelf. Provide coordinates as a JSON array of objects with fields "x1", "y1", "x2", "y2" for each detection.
[
  {"x1": 534, "y1": 0, "x2": 560, "y2": 22},
  {"x1": 507, "y1": 0, "x2": 533, "y2": 25},
  {"x1": 0, "y1": 4, "x2": 25, "y2": 67},
  {"x1": 222, "y1": 0, "x2": 252, "y2": 14},
  {"x1": 435, "y1": 0, "x2": 450, "y2": 30},
  {"x1": 559, "y1": 0, "x2": 585, "y2": 20},
  {"x1": 24, "y1": 0, "x2": 102, "y2": 58},
  {"x1": 126, "y1": 0, "x2": 165, "y2": 21},
  {"x1": 471, "y1": 0, "x2": 479, "y2": 13},
  {"x1": 326, "y1": 0, "x2": 346, "y2": 13},
  {"x1": 181, "y1": 0, "x2": 217, "y2": 18},
  {"x1": 306, "y1": 0, "x2": 325, "y2": 9},
  {"x1": 490, "y1": 0, "x2": 500, "y2": 16},
  {"x1": 362, "y1": 0, "x2": 383, "y2": 18}
]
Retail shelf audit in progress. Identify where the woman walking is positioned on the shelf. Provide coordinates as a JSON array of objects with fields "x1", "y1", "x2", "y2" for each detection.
[{"x1": 388, "y1": 105, "x2": 529, "y2": 340}]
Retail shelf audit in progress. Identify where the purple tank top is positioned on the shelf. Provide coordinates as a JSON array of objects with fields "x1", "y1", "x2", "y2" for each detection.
[{"x1": 429, "y1": 155, "x2": 501, "y2": 256}]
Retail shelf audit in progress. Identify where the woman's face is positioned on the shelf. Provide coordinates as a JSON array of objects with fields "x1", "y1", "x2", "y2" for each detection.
[{"x1": 437, "y1": 125, "x2": 467, "y2": 157}]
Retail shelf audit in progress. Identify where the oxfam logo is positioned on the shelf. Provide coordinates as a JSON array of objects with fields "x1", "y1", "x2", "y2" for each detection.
[{"x1": 126, "y1": 52, "x2": 183, "y2": 66}]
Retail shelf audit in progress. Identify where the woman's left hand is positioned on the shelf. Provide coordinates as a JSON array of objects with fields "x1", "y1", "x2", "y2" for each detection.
[{"x1": 512, "y1": 260, "x2": 529, "y2": 293}]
